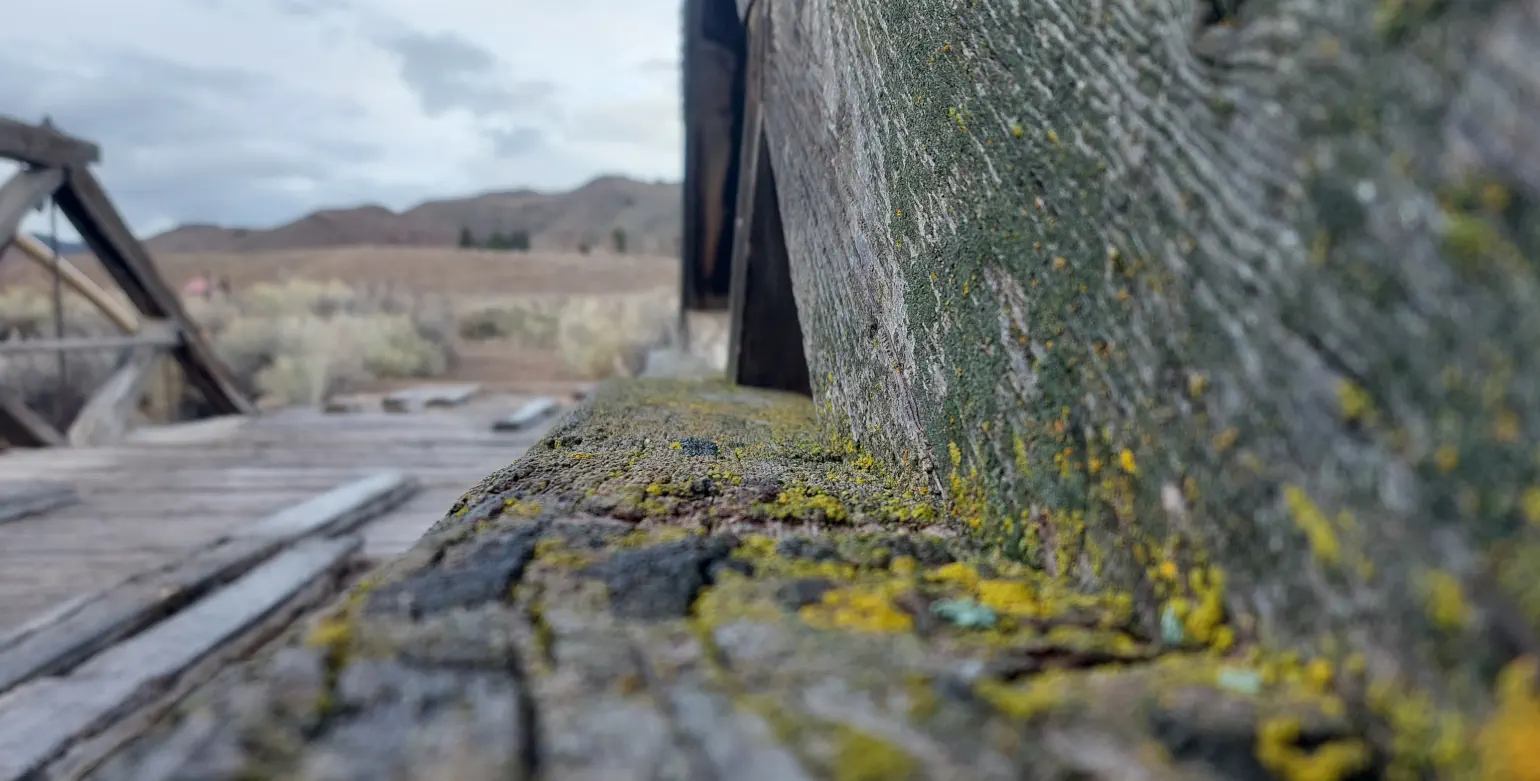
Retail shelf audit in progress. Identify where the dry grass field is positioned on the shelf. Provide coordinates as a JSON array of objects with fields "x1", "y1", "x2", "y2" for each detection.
[{"x1": 0, "y1": 246, "x2": 682, "y2": 428}]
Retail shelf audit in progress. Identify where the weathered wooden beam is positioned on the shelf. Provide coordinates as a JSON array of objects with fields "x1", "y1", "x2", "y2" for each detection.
[
  {"x1": 756, "y1": 0, "x2": 1540, "y2": 740},
  {"x1": 0, "y1": 117, "x2": 99, "y2": 169},
  {"x1": 0, "y1": 482, "x2": 78, "y2": 524},
  {"x1": 0, "y1": 325, "x2": 179, "y2": 356},
  {"x1": 0, "y1": 167, "x2": 64, "y2": 247},
  {"x1": 381, "y1": 383, "x2": 481, "y2": 413},
  {"x1": 0, "y1": 472, "x2": 415, "y2": 700},
  {"x1": 65, "y1": 347, "x2": 161, "y2": 447},
  {"x1": 724, "y1": 0, "x2": 809, "y2": 395},
  {"x1": 51, "y1": 167, "x2": 252, "y2": 416},
  {"x1": 0, "y1": 389, "x2": 64, "y2": 448},
  {"x1": 10, "y1": 233, "x2": 140, "y2": 333},
  {"x1": 0, "y1": 536, "x2": 359, "y2": 781},
  {"x1": 491, "y1": 396, "x2": 560, "y2": 431},
  {"x1": 680, "y1": 0, "x2": 746, "y2": 313}
]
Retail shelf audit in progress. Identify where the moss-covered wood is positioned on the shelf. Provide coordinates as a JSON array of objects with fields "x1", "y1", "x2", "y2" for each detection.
[
  {"x1": 760, "y1": 0, "x2": 1540, "y2": 759},
  {"x1": 85, "y1": 380, "x2": 1540, "y2": 780}
]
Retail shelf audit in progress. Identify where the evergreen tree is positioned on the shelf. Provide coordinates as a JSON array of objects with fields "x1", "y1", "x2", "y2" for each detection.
[{"x1": 457, "y1": 226, "x2": 476, "y2": 248}]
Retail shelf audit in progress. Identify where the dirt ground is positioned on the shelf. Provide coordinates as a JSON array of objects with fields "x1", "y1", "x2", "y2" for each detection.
[{"x1": 0, "y1": 245, "x2": 678, "y2": 297}]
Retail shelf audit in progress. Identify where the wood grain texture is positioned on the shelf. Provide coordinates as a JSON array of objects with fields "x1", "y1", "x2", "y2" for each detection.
[
  {"x1": 77, "y1": 380, "x2": 1402, "y2": 780},
  {"x1": 0, "y1": 394, "x2": 554, "y2": 632},
  {"x1": 0, "y1": 536, "x2": 358, "y2": 781},
  {"x1": 762, "y1": 0, "x2": 1540, "y2": 736}
]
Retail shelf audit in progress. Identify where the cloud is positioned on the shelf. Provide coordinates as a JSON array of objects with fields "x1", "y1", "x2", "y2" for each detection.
[
  {"x1": 0, "y1": 0, "x2": 686, "y2": 239},
  {"x1": 383, "y1": 31, "x2": 554, "y2": 119}
]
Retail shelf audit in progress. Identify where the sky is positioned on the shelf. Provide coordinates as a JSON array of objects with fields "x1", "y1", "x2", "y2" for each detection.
[{"x1": 1, "y1": 0, "x2": 684, "y2": 240}]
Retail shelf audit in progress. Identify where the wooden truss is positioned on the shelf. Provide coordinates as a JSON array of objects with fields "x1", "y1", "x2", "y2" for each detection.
[{"x1": 0, "y1": 115, "x2": 252, "y2": 447}]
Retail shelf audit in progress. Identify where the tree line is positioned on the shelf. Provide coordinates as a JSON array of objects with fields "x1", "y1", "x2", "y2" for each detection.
[{"x1": 457, "y1": 226, "x2": 630, "y2": 254}]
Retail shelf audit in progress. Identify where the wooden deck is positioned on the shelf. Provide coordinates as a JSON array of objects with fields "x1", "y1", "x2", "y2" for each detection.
[{"x1": 0, "y1": 392, "x2": 558, "y2": 633}]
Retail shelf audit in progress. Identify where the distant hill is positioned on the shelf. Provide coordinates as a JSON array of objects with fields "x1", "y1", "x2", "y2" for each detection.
[{"x1": 142, "y1": 176, "x2": 681, "y2": 256}]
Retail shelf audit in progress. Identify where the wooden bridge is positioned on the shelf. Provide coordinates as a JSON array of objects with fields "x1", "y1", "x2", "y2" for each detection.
[{"x1": 0, "y1": 117, "x2": 575, "y2": 777}]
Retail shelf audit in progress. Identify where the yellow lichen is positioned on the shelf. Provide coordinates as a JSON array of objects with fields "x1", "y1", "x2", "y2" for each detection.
[
  {"x1": 1283, "y1": 486, "x2": 1341, "y2": 565},
  {"x1": 1423, "y1": 571, "x2": 1472, "y2": 631},
  {"x1": 1256, "y1": 717, "x2": 1371, "y2": 781},
  {"x1": 1479, "y1": 656, "x2": 1540, "y2": 781},
  {"x1": 800, "y1": 583, "x2": 913, "y2": 633}
]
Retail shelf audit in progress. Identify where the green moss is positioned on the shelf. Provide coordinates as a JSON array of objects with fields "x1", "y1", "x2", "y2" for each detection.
[{"x1": 830, "y1": 725, "x2": 919, "y2": 781}]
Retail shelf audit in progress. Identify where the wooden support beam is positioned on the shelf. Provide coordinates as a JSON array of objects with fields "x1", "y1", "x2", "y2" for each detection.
[
  {"x1": 725, "y1": 0, "x2": 811, "y2": 395},
  {"x1": 0, "y1": 325, "x2": 179, "y2": 356},
  {"x1": 65, "y1": 347, "x2": 160, "y2": 447},
  {"x1": 0, "y1": 389, "x2": 64, "y2": 448},
  {"x1": 10, "y1": 234, "x2": 140, "y2": 333},
  {"x1": 50, "y1": 167, "x2": 252, "y2": 416},
  {"x1": 0, "y1": 167, "x2": 64, "y2": 247},
  {"x1": 0, "y1": 117, "x2": 100, "y2": 169}
]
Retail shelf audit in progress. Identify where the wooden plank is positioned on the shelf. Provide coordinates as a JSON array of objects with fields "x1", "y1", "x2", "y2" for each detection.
[
  {"x1": 51, "y1": 167, "x2": 251, "y2": 416},
  {"x1": 0, "y1": 324, "x2": 179, "y2": 355},
  {"x1": 0, "y1": 117, "x2": 99, "y2": 169},
  {"x1": 381, "y1": 383, "x2": 481, "y2": 413},
  {"x1": 66, "y1": 347, "x2": 162, "y2": 447},
  {"x1": 11, "y1": 234, "x2": 140, "y2": 333},
  {"x1": 0, "y1": 536, "x2": 359, "y2": 781},
  {"x1": 0, "y1": 483, "x2": 77, "y2": 525},
  {"x1": 45, "y1": 552, "x2": 350, "y2": 781},
  {"x1": 0, "y1": 167, "x2": 64, "y2": 247},
  {"x1": 0, "y1": 472, "x2": 414, "y2": 698},
  {"x1": 231, "y1": 471, "x2": 418, "y2": 541},
  {"x1": 0, "y1": 539, "x2": 273, "y2": 696},
  {"x1": 492, "y1": 397, "x2": 561, "y2": 431},
  {"x1": 0, "y1": 389, "x2": 64, "y2": 448}
]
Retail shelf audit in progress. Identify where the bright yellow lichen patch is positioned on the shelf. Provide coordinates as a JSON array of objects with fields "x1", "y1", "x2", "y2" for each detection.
[
  {"x1": 1479, "y1": 657, "x2": 1540, "y2": 781},
  {"x1": 801, "y1": 582, "x2": 914, "y2": 633},
  {"x1": 1256, "y1": 717, "x2": 1372, "y2": 781}
]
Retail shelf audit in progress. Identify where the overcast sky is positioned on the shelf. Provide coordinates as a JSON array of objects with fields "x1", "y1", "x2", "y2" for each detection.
[{"x1": 2, "y1": 0, "x2": 683, "y2": 239}]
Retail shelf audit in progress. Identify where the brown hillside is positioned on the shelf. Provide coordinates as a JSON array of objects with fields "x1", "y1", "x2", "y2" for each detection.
[{"x1": 139, "y1": 176, "x2": 681, "y2": 256}]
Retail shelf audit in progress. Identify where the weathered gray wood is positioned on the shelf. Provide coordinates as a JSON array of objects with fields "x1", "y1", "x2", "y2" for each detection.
[
  {"x1": 0, "y1": 167, "x2": 64, "y2": 247},
  {"x1": 67, "y1": 348, "x2": 166, "y2": 448},
  {"x1": 0, "y1": 539, "x2": 273, "y2": 697},
  {"x1": 0, "y1": 327, "x2": 179, "y2": 356},
  {"x1": 0, "y1": 536, "x2": 358, "y2": 781},
  {"x1": 757, "y1": 0, "x2": 1540, "y2": 738},
  {"x1": 231, "y1": 471, "x2": 419, "y2": 541},
  {"x1": 51, "y1": 167, "x2": 251, "y2": 417},
  {"x1": 724, "y1": 0, "x2": 809, "y2": 395},
  {"x1": 80, "y1": 381, "x2": 1388, "y2": 781},
  {"x1": 0, "y1": 483, "x2": 77, "y2": 525},
  {"x1": 0, "y1": 389, "x2": 64, "y2": 448},
  {"x1": 0, "y1": 473, "x2": 414, "y2": 698},
  {"x1": 680, "y1": 0, "x2": 745, "y2": 313},
  {"x1": 491, "y1": 397, "x2": 560, "y2": 432},
  {"x1": 381, "y1": 383, "x2": 481, "y2": 413},
  {"x1": 0, "y1": 117, "x2": 100, "y2": 169}
]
